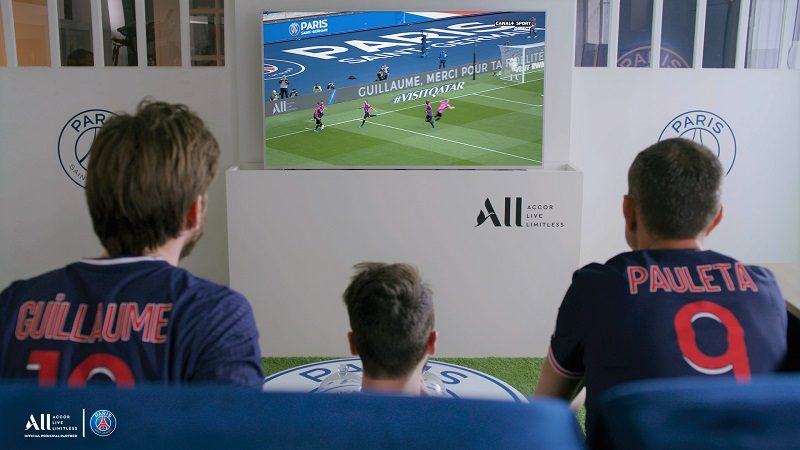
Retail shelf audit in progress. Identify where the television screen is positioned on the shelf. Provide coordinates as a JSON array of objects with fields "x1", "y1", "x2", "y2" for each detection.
[{"x1": 263, "y1": 11, "x2": 545, "y2": 167}]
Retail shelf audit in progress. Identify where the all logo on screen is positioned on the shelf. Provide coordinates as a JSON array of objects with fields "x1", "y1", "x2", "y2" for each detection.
[
  {"x1": 58, "y1": 109, "x2": 116, "y2": 188},
  {"x1": 659, "y1": 110, "x2": 737, "y2": 175}
]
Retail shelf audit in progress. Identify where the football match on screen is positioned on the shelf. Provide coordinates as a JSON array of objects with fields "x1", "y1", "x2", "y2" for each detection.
[{"x1": 262, "y1": 12, "x2": 545, "y2": 167}]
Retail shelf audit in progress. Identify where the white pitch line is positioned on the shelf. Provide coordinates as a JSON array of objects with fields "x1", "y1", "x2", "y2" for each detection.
[
  {"x1": 368, "y1": 122, "x2": 541, "y2": 164},
  {"x1": 265, "y1": 76, "x2": 543, "y2": 142},
  {"x1": 473, "y1": 93, "x2": 541, "y2": 107}
]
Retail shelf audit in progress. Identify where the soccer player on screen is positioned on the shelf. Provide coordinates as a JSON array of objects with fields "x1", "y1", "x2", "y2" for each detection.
[
  {"x1": 360, "y1": 100, "x2": 377, "y2": 128},
  {"x1": 424, "y1": 100, "x2": 435, "y2": 129},
  {"x1": 434, "y1": 99, "x2": 454, "y2": 121},
  {"x1": 313, "y1": 101, "x2": 325, "y2": 132}
]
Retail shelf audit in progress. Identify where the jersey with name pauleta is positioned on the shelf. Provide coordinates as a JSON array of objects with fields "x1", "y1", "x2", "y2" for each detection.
[
  {"x1": 0, "y1": 257, "x2": 263, "y2": 387},
  {"x1": 549, "y1": 249, "x2": 787, "y2": 438}
]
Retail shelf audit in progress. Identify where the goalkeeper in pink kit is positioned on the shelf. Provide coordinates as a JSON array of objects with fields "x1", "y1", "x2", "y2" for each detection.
[
  {"x1": 360, "y1": 100, "x2": 377, "y2": 128},
  {"x1": 313, "y1": 101, "x2": 326, "y2": 132},
  {"x1": 434, "y1": 99, "x2": 454, "y2": 121}
]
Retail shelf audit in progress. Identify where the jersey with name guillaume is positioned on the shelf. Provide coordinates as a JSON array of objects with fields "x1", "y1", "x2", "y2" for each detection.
[
  {"x1": 0, "y1": 257, "x2": 263, "y2": 387},
  {"x1": 549, "y1": 249, "x2": 787, "y2": 438}
]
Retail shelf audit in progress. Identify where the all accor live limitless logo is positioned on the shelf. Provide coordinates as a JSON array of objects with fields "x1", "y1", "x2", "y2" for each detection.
[
  {"x1": 476, "y1": 198, "x2": 564, "y2": 229},
  {"x1": 26, "y1": 414, "x2": 52, "y2": 431},
  {"x1": 477, "y1": 198, "x2": 523, "y2": 227}
]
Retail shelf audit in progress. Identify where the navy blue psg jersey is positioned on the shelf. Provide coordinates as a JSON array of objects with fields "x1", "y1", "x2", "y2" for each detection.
[
  {"x1": 0, "y1": 257, "x2": 263, "y2": 387},
  {"x1": 549, "y1": 249, "x2": 787, "y2": 437}
]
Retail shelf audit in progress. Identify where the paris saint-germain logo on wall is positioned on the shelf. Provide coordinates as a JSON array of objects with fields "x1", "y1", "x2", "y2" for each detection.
[
  {"x1": 289, "y1": 22, "x2": 300, "y2": 37},
  {"x1": 58, "y1": 109, "x2": 116, "y2": 188},
  {"x1": 659, "y1": 110, "x2": 737, "y2": 175}
]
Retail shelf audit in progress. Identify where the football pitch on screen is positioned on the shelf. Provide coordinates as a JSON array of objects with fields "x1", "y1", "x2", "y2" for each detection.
[{"x1": 264, "y1": 71, "x2": 543, "y2": 167}]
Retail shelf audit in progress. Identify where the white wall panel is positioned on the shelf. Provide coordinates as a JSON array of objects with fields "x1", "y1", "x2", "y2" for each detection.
[
  {"x1": 571, "y1": 69, "x2": 800, "y2": 265},
  {"x1": 227, "y1": 166, "x2": 583, "y2": 357},
  {"x1": 0, "y1": 68, "x2": 236, "y2": 287}
]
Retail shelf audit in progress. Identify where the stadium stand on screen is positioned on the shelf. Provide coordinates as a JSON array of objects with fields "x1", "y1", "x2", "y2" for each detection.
[{"x1": 262, "y1": 11, "x2": 545, "y2": 167}]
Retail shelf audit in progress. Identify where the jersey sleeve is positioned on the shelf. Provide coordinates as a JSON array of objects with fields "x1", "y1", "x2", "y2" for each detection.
[
  {"x1": 188, "y1": 290, "x2": 264, "y2": 387},
  {"x1": 549, "y1": 265, "x2": 602, "y2": 379}
]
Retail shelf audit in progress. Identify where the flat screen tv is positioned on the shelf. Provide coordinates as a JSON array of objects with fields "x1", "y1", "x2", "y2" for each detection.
[{"x1": 262, "y1": 11, "x2": 545, "y2": 168}]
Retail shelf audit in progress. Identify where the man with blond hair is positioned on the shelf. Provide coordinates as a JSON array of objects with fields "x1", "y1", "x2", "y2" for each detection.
[{"x1": 0, "y1": 100, "x2": 263, "y2": 387}]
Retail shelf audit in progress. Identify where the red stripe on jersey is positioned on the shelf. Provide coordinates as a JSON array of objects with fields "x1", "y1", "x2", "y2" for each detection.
[{"x1": 547, "y1": 346, "x2": 584, "y2": 379}]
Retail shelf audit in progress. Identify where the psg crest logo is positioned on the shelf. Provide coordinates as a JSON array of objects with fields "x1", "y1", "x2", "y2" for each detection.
[
  {"x1": 262, "y1": 58, "x2": 306, "y2": 81},
  {"x1": 617, "y1": 45, "x2": 690, "y2": 68},
  {"x1": 57, "y1": 109, "x2": 116, "y2": 188},
  {"x1": 263, "y1": 358, "x2": 527, "y2": 402},
  {"x1": 659, "y1": 110, "x2": 737, "y2": 175},
  {"x1": 89, "y1": 409, "x2": 117, "y2": 437},
  {"x1": 289, "y1": 22, "x2": 301, "y2": 37}
]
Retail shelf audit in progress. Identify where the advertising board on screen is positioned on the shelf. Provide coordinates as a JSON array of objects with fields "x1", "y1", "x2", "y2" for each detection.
[{"x1": 262, "y1": 11, "x2": 546, "y2": 168}]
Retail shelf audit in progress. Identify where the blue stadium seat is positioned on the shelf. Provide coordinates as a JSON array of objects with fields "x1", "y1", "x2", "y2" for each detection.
[
  {"x1": 591, "y1": 375, "x2": 800, "y2": 450},
  {"x1": 0, "y1": 385, "x2": 586, "y2": 449}
]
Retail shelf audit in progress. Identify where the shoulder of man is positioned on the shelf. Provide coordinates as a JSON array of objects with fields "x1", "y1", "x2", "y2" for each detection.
[
  {"x1": 171, "y1": 269, "x2": 251, "y2": 313},
  {"x1": 572, "y1": 258, "x2": 625, "y2": 283},
  {"x1": 1, "y1": 265, "x2": 76, "y2": 305}
]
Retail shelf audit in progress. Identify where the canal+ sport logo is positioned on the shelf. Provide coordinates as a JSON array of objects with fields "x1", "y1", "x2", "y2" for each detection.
[
  {"x1": 58, "y1": 109, "x2": 116, "y2": 188},
  {"x1": 659, "y1": 110, "x2": 737, "y2": 175}
]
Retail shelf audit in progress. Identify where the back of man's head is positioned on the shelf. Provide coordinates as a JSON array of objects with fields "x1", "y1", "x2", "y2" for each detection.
[
  {"x1": 628, "y1": 138, "x2": 723, "y2": 240},
  {"x1": 85, "y1": 99, "x2": 220, "y2": 256},
  {"x1": 343, "y1": 263, "x2": 434, "y2": 379}
]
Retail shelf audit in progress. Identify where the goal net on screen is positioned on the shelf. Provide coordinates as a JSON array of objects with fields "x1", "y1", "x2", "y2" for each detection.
[{"x1": 497, "y1": 43, "x2": 545, "y2": 83}]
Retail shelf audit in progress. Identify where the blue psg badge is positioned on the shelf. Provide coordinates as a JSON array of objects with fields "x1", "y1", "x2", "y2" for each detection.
[{"x1": 90, "y1": 409, "x2": 117, "y2": 437}]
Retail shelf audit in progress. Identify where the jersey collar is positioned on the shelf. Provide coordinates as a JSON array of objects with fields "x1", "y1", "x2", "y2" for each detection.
[{"x1": 79, "y1": 256, "x2": 167, "y2": 266}]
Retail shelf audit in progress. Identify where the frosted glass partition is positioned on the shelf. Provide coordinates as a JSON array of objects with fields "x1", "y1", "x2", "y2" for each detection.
[
  {"x1": 617, "y1": 0, "x2": 655, "y2": 67},
  {"x1": 101, "y1": 0, "x2": 137, "y2": 66},
  {"x1": 746, "y1": 0, "x2": 786, "y2": 68},
  {"x1": 576, "y1": 0, "x2": 610, "y2": 66},
  {"x1": 13, "y1": 0, "x2": 50, "y2": 66},
  {"x1": 146, "y1": 0, "x2": 181, "y2": 66},
  {"x1": 58, "y1": 0, "x2": 94, "y2": 66},
  {"x1": 703, "y1": 0, "x2": 741, "y2": 67},
  {"x1": 661, "y1": 0, "x2": 697, "y2": 67}
]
